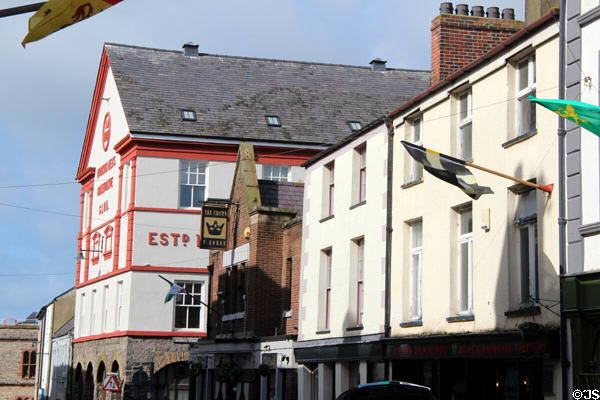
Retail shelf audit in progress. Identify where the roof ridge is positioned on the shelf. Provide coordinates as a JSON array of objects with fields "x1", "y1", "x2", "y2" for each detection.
[{"x1": 104, "y1": 42, "x2": 429, "y2": 73}]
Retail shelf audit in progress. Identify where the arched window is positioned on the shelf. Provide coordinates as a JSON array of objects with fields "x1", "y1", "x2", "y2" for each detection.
[
  {"x1": 92, "y1": 232, "x2": 101, "y2": 264},
  {"x1": 103, "y1": 225, "x2": 113, "y2": 260},
  {"x1": 21, "y1": 350, "x2": 36, "y2": 378}
]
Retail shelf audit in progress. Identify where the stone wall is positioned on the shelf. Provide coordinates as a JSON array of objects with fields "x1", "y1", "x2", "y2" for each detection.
[{"x1": 0, "y1": 325, "x2": 38, "y2": 400}]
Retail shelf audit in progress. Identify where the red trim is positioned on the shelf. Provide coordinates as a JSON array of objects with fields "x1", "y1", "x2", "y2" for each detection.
[
  {"x1": 131, "y1": 266, "x2": 209, "y2": 273},
  {"x1": 89, "y1": 216, "x2": 116, "y2": 235},
  {"x1": 77, "y1": 49, "x2": 111, "y2": 181},
  {"x1": 75, "y1": 265, "x2": 209, "y2": 289},
  {"x1": 126, "y1": 159, "x2": 137, "y2": 268},
  {"x1": 113, "y1": 165, "x2": 124, "y2": 272},
  {"x1": 73, "y1": 329, "x2": 207, "y2": 343},
  {"x1": 134, "y1": 207, "x2": 203, "y2": 214}
]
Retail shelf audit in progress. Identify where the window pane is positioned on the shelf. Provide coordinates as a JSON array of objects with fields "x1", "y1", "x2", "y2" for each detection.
[
  {"x1": 174, "y1": 307, "x2": 187, "y2": 328},
  {"x1": 23, "y1": 352, "x2": 29, "y2": 364},
  {"x1": 29, "y1": 364, "x2": 35, "y2": 377},
  {"x1": 281, "y1": 167, "x2": 289, "y2": 181},
  {"x1": 411, "y1": 222, "x2": 422, "y2": 248},
  {"x1": 459, "y1": 123, "x2": 472, "y2": 161},
  {"x1": 459, "y1": 242, "x2": 469, "y2": 310},
  {"x1": 459, "y1": 94, "x2": 469, "y2": 120},
  {"x1": 23, "y1": 365, "x2": 28, "y2": 378},
  {"x1": 518, "y1": 97, "x2": 532, "y2": 134},
  {"x1": 179, "y1": 186, "x2": 191, "y2": 208},
  {"x1": 263, "y1": 166, "x2": 271, "y2": 179},
  {"x1": 197, "y1": 173, "x2": 205, "y2": 185},
  {"x1": 518, "y1": 60, "x2": 529, "y2": 91},
  {"x1": 460, "y1": 209, "x2": 473, "y2": 235},
  {"x1": 188, "y1": 307, "x2": 200, "y2": 328},
  {"x1": 192, "y1": 186, "x2": 204, "y2": 207},
  {"x1": 193, "y1": 283, "x2": 202, "y2": 294},
  {"x1": 520, "y1": 226, "x2": 531, "y2": 302}
]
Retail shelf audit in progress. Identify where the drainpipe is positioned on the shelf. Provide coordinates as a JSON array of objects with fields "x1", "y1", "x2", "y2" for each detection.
[
  {"x1": 384, "y1": 117, "x2": 394, "y2": 379},
  {"x1": 557, "y1": 0, "x2": 569, "y2": 398}
]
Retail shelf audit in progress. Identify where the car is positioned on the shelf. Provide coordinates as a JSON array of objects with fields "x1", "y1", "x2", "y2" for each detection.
[{"x1": 335, "y1": 380, "x2": 437, "y2": 400}]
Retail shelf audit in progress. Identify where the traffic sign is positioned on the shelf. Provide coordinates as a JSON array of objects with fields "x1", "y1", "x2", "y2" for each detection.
[{"x1": 103, "y1": 375, "x2": 120, "y2": 392}]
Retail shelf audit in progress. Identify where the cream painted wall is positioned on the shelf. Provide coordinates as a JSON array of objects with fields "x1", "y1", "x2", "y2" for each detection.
[
  {"x1": 300, "y1": 123, "x2": 388, "y2": 341},
  {"x1": 390, "y1": 32, "x2": 560, "y2": 337}
]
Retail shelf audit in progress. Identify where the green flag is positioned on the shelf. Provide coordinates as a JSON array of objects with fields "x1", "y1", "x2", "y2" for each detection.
[
  {"x1": 529, "y1": 95, "x2": 600, "y2": 137},
  {"x1": 158, "y1": 275, "x2": 186, "y2": 303}
]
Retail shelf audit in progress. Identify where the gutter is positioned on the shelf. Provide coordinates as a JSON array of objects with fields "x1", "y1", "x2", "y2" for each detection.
[
  {"x1": 383, "y1": 118, "x2": 394, "y2": 379},
  {"x1": 557, "y1": 1, "x2": 569, "y2": 398}
]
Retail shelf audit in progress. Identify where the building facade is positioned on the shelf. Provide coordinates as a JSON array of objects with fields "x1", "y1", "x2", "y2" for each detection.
[
  {"x1": 562, "y1": 0, "x2": 600, "y2": 392},
  {"x1": 190, "y1": 143, "x2": 303, "y2": 400},
  {"x1": 388, "y1": 8, "x2": 561, "y2": 399},
  {"x1": 0, "y1": 319, "x2": 38, "y2": 400},
  {"x1": 35, "y1": 287, "x2": 75, "y2": 400},
  {"x1": 72, "y1": 42, "x2": 430, "y2": 400}
]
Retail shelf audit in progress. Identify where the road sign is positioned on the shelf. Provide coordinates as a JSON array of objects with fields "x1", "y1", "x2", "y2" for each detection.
[{"x1": 103, "y1": 375, "x2": 120, "y2": 392}]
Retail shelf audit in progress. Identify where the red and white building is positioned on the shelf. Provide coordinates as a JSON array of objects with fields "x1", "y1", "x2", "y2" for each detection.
[{"x1": 72, "y1": 42, "x2": 429, "y2": 400}]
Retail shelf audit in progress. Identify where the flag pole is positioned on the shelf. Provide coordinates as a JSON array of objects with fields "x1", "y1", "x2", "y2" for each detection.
[
  {"x1": 464, "y1": 161, "x2": 554, "y2": 195},
  {"x1": 0, "y1": 2, "x2": 43, "y2": 18}
]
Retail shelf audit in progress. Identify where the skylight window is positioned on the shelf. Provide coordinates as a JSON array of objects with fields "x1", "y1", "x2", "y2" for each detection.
[
  {"x1": 181, "y1": 110, "x2": 197, "y2": 121},
  {"x1": 266, "y1": 115, "x2": 281, "y2": 127},
  {"x1": 348, "y1": 121, "x2": 362, "y2": 131}
]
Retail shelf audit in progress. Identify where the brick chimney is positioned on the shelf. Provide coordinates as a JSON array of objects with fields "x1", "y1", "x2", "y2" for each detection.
[{"x1": 431, "y1": 3, "x2": 525, "y2": 86}]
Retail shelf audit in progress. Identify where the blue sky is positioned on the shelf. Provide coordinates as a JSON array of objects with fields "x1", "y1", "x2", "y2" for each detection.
[{"x1": 0, "y1": 0, "x2": 525, "y2": 319}]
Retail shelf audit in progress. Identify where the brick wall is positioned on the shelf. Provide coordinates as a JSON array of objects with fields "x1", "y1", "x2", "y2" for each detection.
[
  {"x1": 431, "y1": 10, "x2": 524, "y2": 85},
  {"x1": 0, "y1": 326, "x2": 38, "y2": 400},
  {"x1": 208, "y1": 144, "x2": 302, "y2": 339}
]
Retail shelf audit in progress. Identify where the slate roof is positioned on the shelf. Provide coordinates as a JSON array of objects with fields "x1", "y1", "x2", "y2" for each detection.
[
  {"x1": 54, "y1": 317, "x2": 74, "y2": 338},
  {"x1": 258, "y1": 180, "x2": 304, "y2": 214},
  {"x1": 105, "y1": 43, "x2": 430, "y2": 146}
]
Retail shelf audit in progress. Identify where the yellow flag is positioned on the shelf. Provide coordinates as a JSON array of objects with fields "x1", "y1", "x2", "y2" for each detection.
[{"x1": 22, "y1": 0, "x2": 123, "y2": 46}]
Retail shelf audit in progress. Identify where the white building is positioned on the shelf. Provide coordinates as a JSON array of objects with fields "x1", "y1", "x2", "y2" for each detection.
[{"x1": 72, "y1": 42, "x2": 430, "y2": 400}]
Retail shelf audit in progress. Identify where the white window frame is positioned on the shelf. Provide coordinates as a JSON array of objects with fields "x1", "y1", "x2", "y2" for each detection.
[
  {"x1": 174, "y1": 281, "x2": 203, "y2": 330},
  {"x1": 457, "y1": 91, "x2": 472, "y2": 161},
  {"x1": 357, "y1": 145, "x2": 367, "y2": 203},
  {"x1": 409, "y1": 220, "x2": 423, "y2": 321},
  {"x1": 115, "y1": 281, "x2": 123, "y2": 331},
  {"x1": 179, "y1": 160, "x2": 207, "y2": 209},
  {"x1": 516, "y1": 55, "x2": 536, "y2": 136},
  {"x1": 410, "y1": 118, "x2": 423, "y2": 182},
  {"x1": 518, "y1": 221, "x2": 538, "y2": 305},
  {"x1": 262, "y1": 164, "x2": 290, "y2": 182},
  {"x1": 102, "y1": 284, "x2": 109, "y2": 332},
  {"x1": 355, "y1": 238, "x2": 365, "y2": 326},
  {"x1": 325, "y1": 249, "x2": 332, "y2": 330},
  {"x1": 327, "y1": 163, "x2": 335, "y2": 216},
  {"x1": 457, "y1": 207, "x2": 473, "y2": 314},
  {"x1": 90, "y1": 289, "x2": 96, "y2": 334}
]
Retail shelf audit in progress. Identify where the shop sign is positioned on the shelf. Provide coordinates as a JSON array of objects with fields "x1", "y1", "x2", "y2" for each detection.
[
  {"x1": 388, "y1": 340, "x2": 550, "y2": 359},
  {"x1": 200, "y1": 206, "x2": 229, "y2": 249}
]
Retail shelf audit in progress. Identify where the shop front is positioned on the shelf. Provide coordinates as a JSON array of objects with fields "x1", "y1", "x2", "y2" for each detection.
[{"x1": 385, "y1": 331, "x2": 559, "y2": 400}]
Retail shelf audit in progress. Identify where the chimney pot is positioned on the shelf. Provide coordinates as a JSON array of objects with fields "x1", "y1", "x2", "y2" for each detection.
[
  {"x1": 471, "y1": 6, "x2": 484, "y2": 17},
  {"x1": 502, "y1": 8, "x2": 515, "y2": 20},
  {"x1": 370, "y1": 58, "x2": 387, "y2": 72},
  {"x1": 455, "y1": 4, "x2": 469, "y2": 15},
  {"x1": 183, "y1": 42, "x2": 199, "y2": 57},
  {"x1": 440, "y1": 2, "x2": 453, "y2": 14},
  {"x1": 486, "y1": 6, "x2": 500, "y2": 18}
]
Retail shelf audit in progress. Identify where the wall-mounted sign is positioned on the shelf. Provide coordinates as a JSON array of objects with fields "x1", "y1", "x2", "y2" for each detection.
[
  {"x1": 200, "y1": 206, "x2": 229, "y2": 249},
  {"x1": 102, "y1": 113, "x2": 111, "y2": 152}
]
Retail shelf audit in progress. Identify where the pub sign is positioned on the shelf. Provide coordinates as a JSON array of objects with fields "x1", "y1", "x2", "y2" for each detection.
[{"x1": 200, "y1": 206, "x2": 229, "y2": 249}]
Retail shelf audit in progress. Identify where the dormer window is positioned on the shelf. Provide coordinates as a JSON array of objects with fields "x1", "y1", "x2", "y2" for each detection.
[
  {"x1": 348, "y1": 121, "x2": 362, "y2": 131},
  {"x1": 266, "y1": 115, "x2": 281, "y2": 127},
  {"x1": 181, "y1": 110, "x2": 197, "y2": 121}
]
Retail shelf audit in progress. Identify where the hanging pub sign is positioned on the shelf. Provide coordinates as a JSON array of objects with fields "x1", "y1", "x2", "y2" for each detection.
[{"x1": 200, "y1": 206, "x2": 229, "y2": 249}]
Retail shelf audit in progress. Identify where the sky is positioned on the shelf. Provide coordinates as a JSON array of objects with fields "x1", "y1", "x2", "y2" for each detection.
[{"x1": 0, "y1": 0, "x2": 525, "y2": 319}]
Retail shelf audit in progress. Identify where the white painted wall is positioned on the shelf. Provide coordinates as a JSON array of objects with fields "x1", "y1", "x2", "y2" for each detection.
[
  {"x1": 131, "y1": 211, "x2": 210, "y2": 267},
  {"x1": 300, "y1": 123, "x2": 388, "y2": 341},
  {"x1": 580, "y1": 18, "x2": 600, "y2": 271}
]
